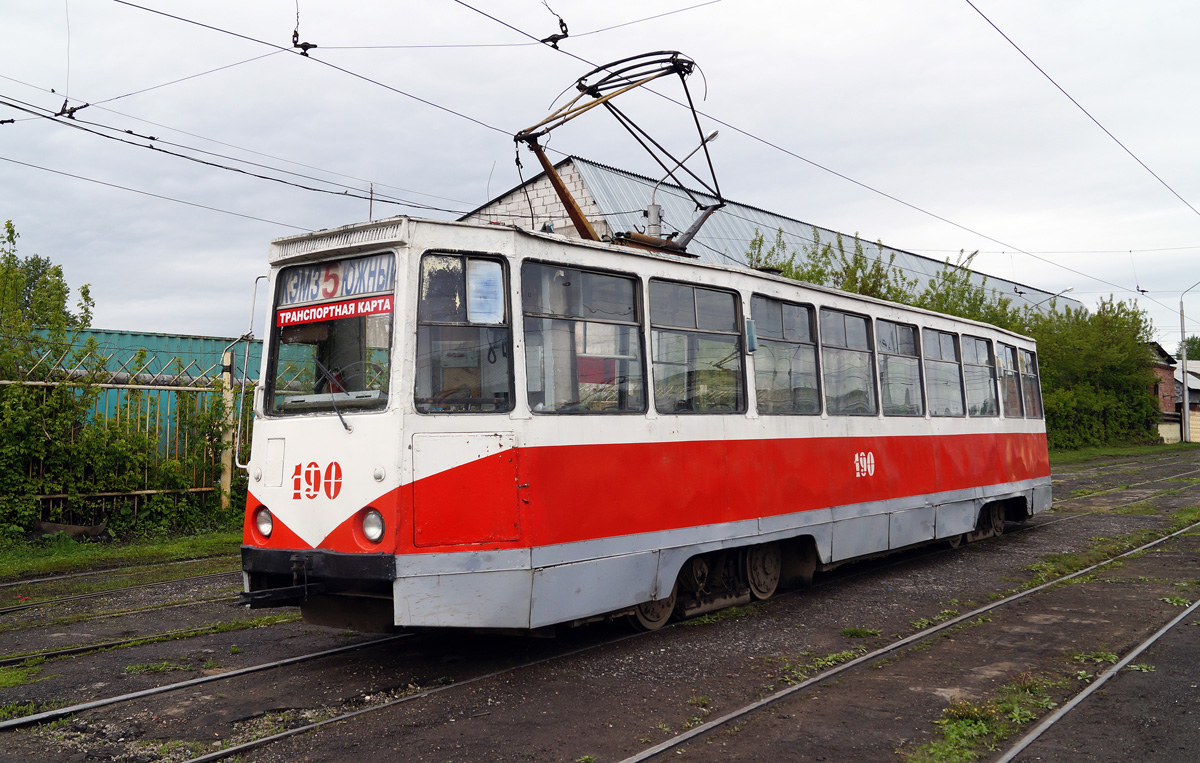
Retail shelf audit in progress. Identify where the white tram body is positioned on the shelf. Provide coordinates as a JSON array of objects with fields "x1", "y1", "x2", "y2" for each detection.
[{"x1": 241, "y1": 216, "x2": 1051, "y2": 631}]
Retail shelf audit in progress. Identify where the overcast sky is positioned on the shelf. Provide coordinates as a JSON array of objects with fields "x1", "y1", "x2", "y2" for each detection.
[{"x1": 4, "y1": 0, "x2": 1199, "y2": 348}]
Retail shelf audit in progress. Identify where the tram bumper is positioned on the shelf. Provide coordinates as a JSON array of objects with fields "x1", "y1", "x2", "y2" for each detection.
[{"x1": 240, "y1": 546, "x2": 395, "y2": 608}]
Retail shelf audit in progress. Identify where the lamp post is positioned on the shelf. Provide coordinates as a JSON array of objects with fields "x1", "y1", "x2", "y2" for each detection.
[
  {"x1": 1181, "y1": 278, "x2": 1200, "y2": 442},
  {"x1": 1030, "y1": 286, "x2": 1074, "y2": 311},
  {"x1": 647, "y1": 130, "x2": 719, "y2": 238}
]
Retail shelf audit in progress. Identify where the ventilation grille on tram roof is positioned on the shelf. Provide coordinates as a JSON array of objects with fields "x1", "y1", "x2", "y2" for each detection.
[{"x1": 269, "y1": 220, "x2": 407, "y2": 263}]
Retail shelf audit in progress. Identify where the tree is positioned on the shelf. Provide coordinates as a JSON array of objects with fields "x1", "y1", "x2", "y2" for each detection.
[
  {"x1": 0, "y1": 221, "x2": 101, "y2": 539},
  {"x1": 1026, "y1": 299, "x2": 1159, "y2": 449},
  {"x1": 746, "y1": 227, "x2": 917, "y2": 303},
  {"x1": 743, "y1": 231, "x2": 1161, "y2": 449},
  {"x1": 910, "y1": 251, "x2": 1023, "y2": 332},
  {"x1": 1176, "y1": 335, "x2": 1200, "y2": 363},
  {"x1": 0, "y1": 220, "x2": 93, "y2": 378}
]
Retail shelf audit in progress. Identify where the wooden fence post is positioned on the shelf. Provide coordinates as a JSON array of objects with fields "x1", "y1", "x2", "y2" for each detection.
[{"x1": 220, "y1": 351, "x2": 235, "y2": 511}]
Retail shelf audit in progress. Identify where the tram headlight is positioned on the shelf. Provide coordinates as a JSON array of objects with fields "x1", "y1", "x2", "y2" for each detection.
[
  {"x1": 254, "y1": 507, "x2": 273, "y2": 538},
  {"x1": 362, "y1": 509, "x2": 385, "y2": 543}
]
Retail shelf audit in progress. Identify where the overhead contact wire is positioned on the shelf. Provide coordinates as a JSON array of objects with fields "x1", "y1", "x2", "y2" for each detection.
[{"x1": 964, "y1": 0, "x2": 1200, "y2": 219}]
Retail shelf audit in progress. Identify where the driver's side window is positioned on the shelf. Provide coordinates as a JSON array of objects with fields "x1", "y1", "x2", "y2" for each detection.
[{"x1": 414, "y1": 253, "x2": 514, "y2": 413}]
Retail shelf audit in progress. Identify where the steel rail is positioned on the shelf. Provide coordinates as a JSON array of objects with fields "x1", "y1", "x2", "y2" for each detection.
[
  {"x1": 180, "y1": 631, "x2": 642, "y2": 763},
  {"x1": 0, "y1": 556, "x2": 239, "y2": 590},
  {"x1": 1049, "y1": 451, "x2": 1197, "y2": 481},
  {"x1": 0, "y1": 619, "x2": 275, "y2": 667},
  {"x1": 0, "y1": 634, "x2": 410, "y2": 730},
  {"x1": 176, "y1": 492, "x2": 1197, "y2": 763},
  {"x1": 1048, "y1": 464, "x2": 1200, "y2": 507},
  {"x1": 3, "y1": 466, "x2": 1186, "y2": 753},
  {"x1": 617, "y1": 517, "x2": 1200, "y2": 762},
  {"x1": 0, "y1": 571, "x2": 240, "y2": 615},
  {"x1": 994, "y1": 597, "x2": 1200, "y2": 763}
]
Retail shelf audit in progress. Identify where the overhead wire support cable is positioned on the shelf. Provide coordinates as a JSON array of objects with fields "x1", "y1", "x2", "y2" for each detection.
[
  {"x1": 963, "y1": 0, "x2": 1200, "y2": 220},
  {"x1": 316, "y1": 1, "x2": 725, "y2": 50},
  {"x1": 455, "y1": 1, "x2": 1172, "y2": 308},
  {"x1": 1, "y1": 71, "x2": 473, "y2": 208},
  {"x1": 0, "y1": 94, "x2": 466, "y2": 215},
  {"x1": 108, "y1": 0, "x2": 511, "y2": 138},
  {"x1": 0, "y1": 154, "x2": 310, "y2": 231}
]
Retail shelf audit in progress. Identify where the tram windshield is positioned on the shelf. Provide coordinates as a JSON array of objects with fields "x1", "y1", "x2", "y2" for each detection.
[{"x1": 268, "y1": 252, "x2": 396, "y2": 415}]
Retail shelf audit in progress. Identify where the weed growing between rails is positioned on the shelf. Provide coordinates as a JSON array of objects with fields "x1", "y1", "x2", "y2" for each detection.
[{"x1": 903, "y1": 672, "x2": 1065, "y2": 763}]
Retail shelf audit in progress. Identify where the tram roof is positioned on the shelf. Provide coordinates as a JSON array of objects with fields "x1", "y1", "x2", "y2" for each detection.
[{"x1": 460, "y1": 156, "x2": 1084, "y2": 315}]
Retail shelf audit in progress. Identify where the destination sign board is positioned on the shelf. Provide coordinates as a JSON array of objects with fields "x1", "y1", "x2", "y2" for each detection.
[{"x1": 276, "y1": 252, "x2": 395, "y2": 308}]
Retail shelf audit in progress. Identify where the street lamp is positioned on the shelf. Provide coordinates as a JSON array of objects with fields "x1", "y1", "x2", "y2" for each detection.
[
  {"x1": 1030, "y1": 286, "x2": 1073, "y2": 311},
  {"x1": 647, "y1": 130, "x2": 719, "y2": 238},
  {"x1": 1180, "y1": 278, "x2": 1200, "y2": 442}
]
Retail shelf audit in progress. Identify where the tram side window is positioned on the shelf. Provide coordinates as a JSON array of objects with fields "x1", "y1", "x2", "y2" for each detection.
[
  {"x1": 963, "y1": 336, "x2": 999, "y2": 417},
  {"x1": 877, "y1": 319, "x2": 923, "y2": 416},
  {"x1": 998, "y1": 344, "x2": 1023, "y2": 417},
  {"x1": 923, "y1": 328, "x2": 965, "y2": 417},
  {"x1": 522, "y1": 262, "x2": 645, "y2": 413},
  {"x1": 820, "y1": 309, "x2": 877, "y2": 415},
  {"x1": 415, "y1": 254, "x2": 514, "y2": 413},
  {"x1": 650, "y1": 281, "x2": 744, "y2": 413},
  {"x1": 751, "y1": 296, "x2": 819, "y2": 414},
  {"x1": 1019, "y1": 349, "x2": 1044, "y2": 418}
]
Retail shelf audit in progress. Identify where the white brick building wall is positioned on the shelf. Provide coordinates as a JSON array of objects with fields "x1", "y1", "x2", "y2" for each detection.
[{"x1": 461, "y1": 160, "x2": 612, "y2": 240}]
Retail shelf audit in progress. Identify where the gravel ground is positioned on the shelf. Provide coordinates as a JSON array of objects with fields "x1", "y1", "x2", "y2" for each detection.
[{"x1": 0, "y1": 449, "x2": 1196, "y2": 762}]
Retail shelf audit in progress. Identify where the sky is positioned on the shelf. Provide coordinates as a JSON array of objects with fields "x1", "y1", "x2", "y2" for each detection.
[{"x1": 3, "y1": 0, "x2": 1199, "y2": 348}]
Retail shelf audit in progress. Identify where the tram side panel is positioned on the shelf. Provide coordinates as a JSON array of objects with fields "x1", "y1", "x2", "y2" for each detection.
[{"x1": 388, "y1": 424, "x2": 1047, "y2": 629}]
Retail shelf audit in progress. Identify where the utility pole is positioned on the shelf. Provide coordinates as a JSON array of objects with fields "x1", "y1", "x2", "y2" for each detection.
[{"x1": 1180, "y1": 278, "x2": 1200, "y2": 443}]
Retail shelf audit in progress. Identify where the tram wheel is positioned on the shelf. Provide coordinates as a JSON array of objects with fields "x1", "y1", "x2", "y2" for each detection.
[
  {"x1": 745, "y1": 542, "x2": 782, "y2": 600},
  {"x1": 947, "y1": 533, "x2": 965, "y2": 549},
  {"x1": 988, "y1": 504, "x2": 1006, "y2": 537},
  {"x1": 630, "y1": 583, "x2": 677, "y2": 631}
]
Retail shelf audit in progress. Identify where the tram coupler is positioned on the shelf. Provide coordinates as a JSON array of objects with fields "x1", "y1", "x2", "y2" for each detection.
[{"x1": 240, "y1": 583, "x2": 333, "y2": 608}]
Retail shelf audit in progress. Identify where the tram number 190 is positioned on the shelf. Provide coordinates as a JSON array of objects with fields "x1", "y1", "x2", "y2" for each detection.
[
  {"x1": 292, "y1": 461, "x2": 344, "y2": 500},
  {"x1": 854, "y1": 451, "x2": 876, "y2": 478}
]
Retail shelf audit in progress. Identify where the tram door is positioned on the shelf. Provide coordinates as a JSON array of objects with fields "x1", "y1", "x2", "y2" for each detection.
[{"x1": 412, "y1": 432, "x2": 520, "y2": 546}]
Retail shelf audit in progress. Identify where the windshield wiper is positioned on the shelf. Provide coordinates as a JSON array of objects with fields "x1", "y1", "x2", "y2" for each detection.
[{"x1": 314, "y1": 359, "x2": 353, "y2": 433}]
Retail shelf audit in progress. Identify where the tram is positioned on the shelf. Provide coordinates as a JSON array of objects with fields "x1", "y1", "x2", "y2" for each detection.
[{"x1": 239, "y1": 216, "x2": 1051, "y2": 632}]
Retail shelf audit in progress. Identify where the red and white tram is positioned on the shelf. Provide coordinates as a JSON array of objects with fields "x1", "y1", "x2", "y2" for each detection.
[{"x1": 240, "y1": 216, "x2": 1051, "y2": 632}]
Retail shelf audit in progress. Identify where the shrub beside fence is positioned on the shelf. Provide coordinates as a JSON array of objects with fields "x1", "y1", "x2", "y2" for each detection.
[{"x1": 0, "y1": 345, "x2": 253, "y2": 542}]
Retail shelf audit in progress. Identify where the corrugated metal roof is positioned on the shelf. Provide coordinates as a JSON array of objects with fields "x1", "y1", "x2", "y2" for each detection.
[{"x1": 572, "y1": 157, "x2": 1083, "y2": 311}]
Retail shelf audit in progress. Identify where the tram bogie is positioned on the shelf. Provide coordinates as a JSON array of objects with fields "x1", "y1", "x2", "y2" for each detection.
[{"x1": 240, "y1": 216, "x2": 1051, "y2": 633}]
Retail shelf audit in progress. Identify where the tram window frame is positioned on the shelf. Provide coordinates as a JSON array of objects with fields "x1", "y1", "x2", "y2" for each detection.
[
  {"x1": 649, "y1": 280, "x2": 746, "y2": 414},
  {"x1": 998, "y1": 343, "x2": 1024, "y2": 418},
  {"x1": 750, "y1": 294, "x2": 820, "y2": 415},
  {"x1": 962, "y1": 335, "x2": 999, "y2": 417},
  {"x1": 877, "y1": 319, "x2": 924, "y2": 416},
  {"x1": 923, "y1": 328, "x2": 966, "y2": 417},
  {"x1": 820, "y1": 308, "x2": 878, "y2": 416},
  {"x1": 521, "y1": 261, "x2": 647, "y2": 414},
  {"x1": 414, "y1": 252, "x2": 515, "y2": 414},
  {"x1": 1019, "y1": 349, "x2": 1044, "y2": 419}
]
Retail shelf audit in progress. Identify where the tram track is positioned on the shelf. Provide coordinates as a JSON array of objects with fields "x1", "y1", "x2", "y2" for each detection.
[
  {"x1": 171, "y1": 504, "x2": 1198, "y2": 763},
  {"x1": 48, "y1": 505, "x2": 1188, "y2": 762},
  {"x1": 2, "y1": 456, "x2": 1194, "y2": 762},
  {"x1": 0, "y1": 570, "x2": 241, "y2": 616},
  {"x1": 994, "y1": 597, "x2": 1200, "y2": 763},
  {"x1": 0, "y1": 555, "x2": 240, "y2": 591},
  {"x1": 0, "y1": 634, "x2": 410, "y2": 731},
  {"x1": 617, "y1": 516, "x2": 1200, "y2": 762},
  {"x1": 1048, "y1": 450, "x2": 1198, "y2": 481}
]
